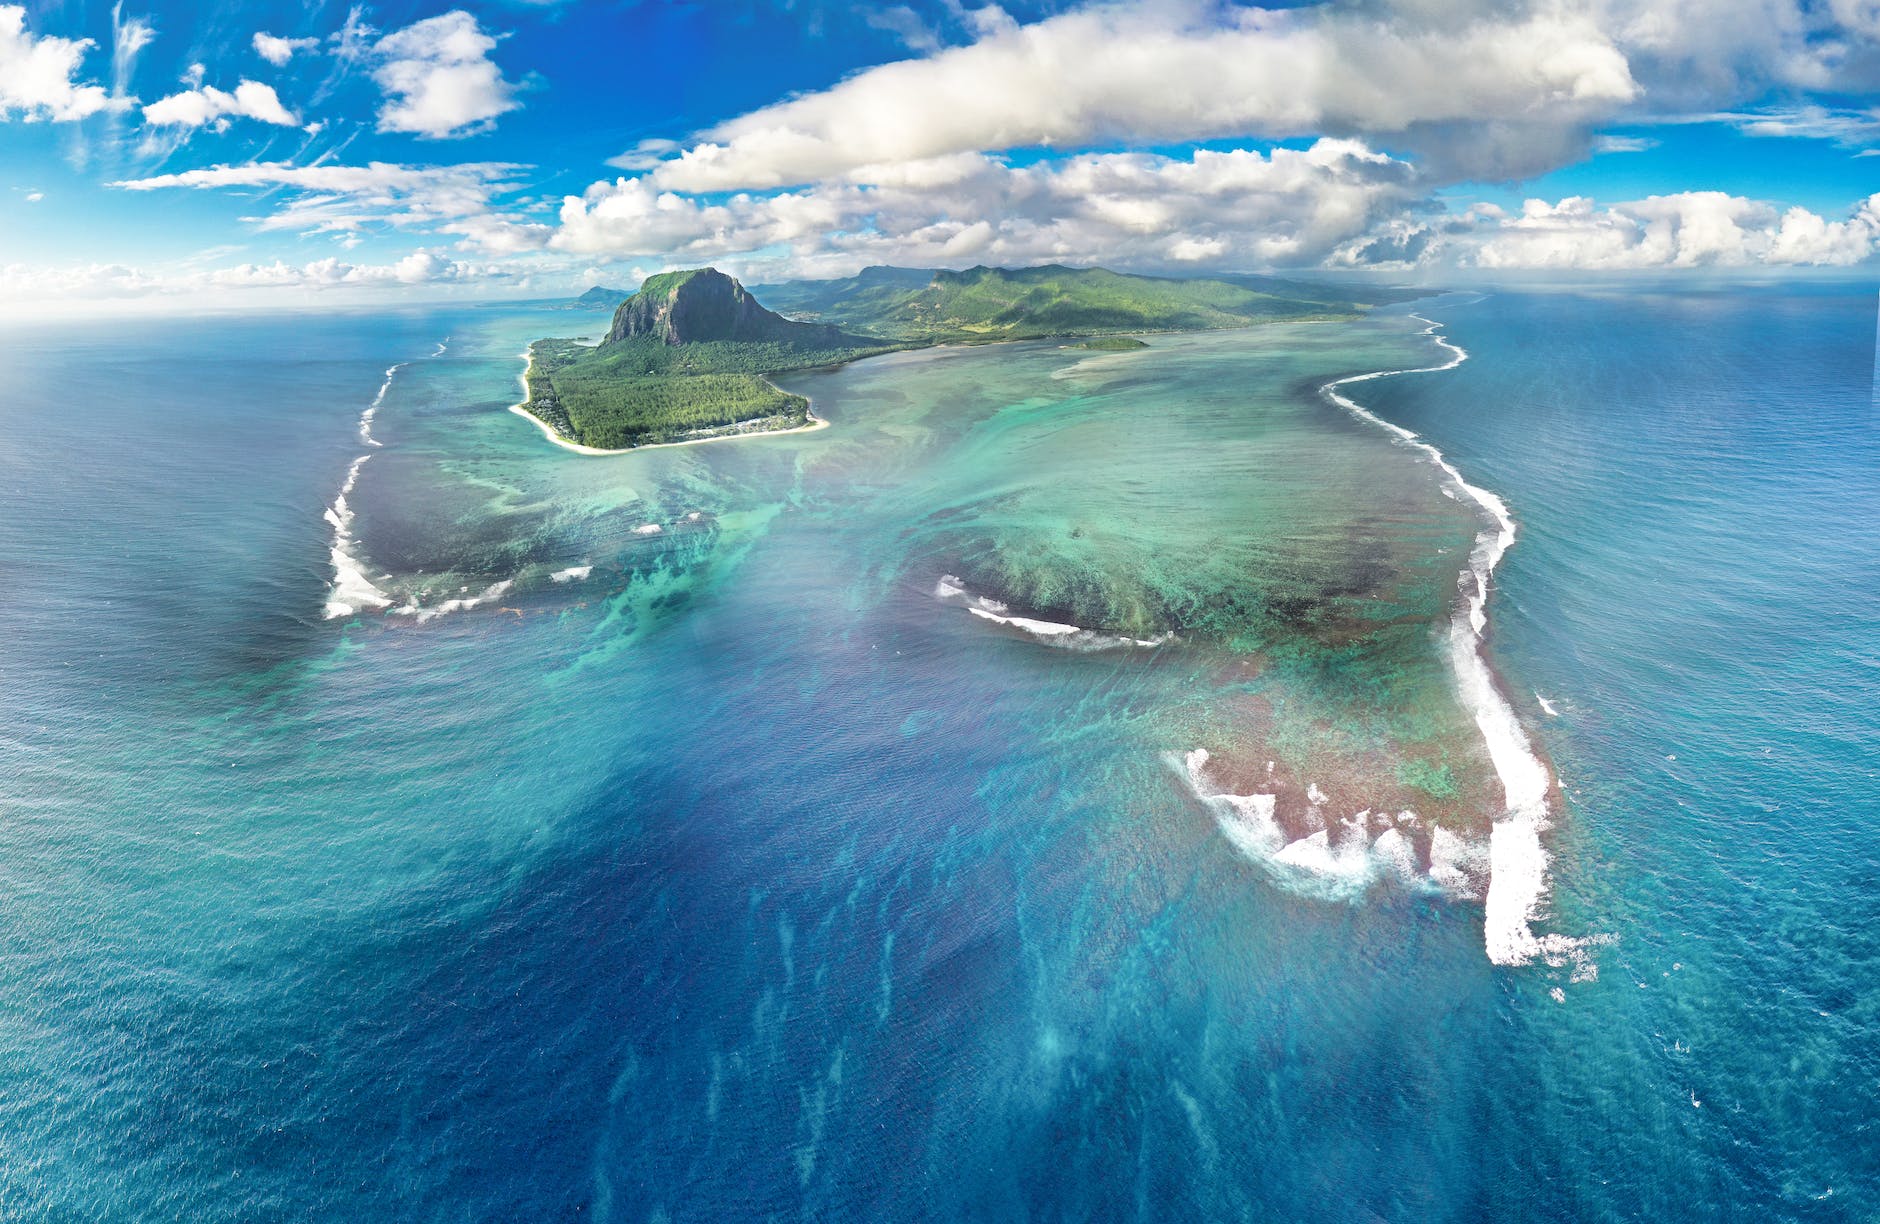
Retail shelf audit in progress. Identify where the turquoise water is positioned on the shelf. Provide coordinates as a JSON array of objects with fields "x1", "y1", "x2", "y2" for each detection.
[{"x1": 0, "y1": 288, "x2": 1873, "y2": 1220}]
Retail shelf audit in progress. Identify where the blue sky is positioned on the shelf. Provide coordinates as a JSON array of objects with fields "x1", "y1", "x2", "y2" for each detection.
[{"x1": 2, "y1": 0, "x2": 1877, "y2": 311}]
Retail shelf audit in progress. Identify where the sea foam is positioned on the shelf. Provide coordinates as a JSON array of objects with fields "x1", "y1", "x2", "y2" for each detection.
[
  {"x1": 323, "y1": 344, "x2": 454, "y2": 620},
  {"x1": 322, "y1": 454, "x2": 391, "y2": 618},
  {"x1": 358, "y1": 364, "x2": 401, "y2": 447},
  {"x1": 935, "y1": 575, "x2": 1169, "y2": 651},
  {"x1": 1178, "y1": 749, "x2": 1458, "y2": 903},
  {"x1": 394, "y1": 579, "x2": 515, "y2": 622},
  {"x1": 1320, "y1": 314, "x2": 1595, "y2": 966}
]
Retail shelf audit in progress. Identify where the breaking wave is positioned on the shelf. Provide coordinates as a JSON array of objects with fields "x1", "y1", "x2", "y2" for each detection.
[
  {"x1": 1179, "y1": 748, "x2": 1485, "y2": 904},
  {"x1": 1320, "y1": 313, "x2": 1600, "y2": 968},
  {"x1": 934, "y1": 575, "x2": 1170, "y2": 651}
]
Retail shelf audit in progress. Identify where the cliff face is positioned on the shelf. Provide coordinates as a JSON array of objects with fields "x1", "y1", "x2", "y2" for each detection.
[{"x1": 607, "y1": 268, "x2": 832, "y2": 346}]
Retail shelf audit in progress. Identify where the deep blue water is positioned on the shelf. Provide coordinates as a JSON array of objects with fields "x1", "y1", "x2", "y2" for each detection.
[{"x1": 0, "y1": 287, "x2": 1874, "y2": 1221}]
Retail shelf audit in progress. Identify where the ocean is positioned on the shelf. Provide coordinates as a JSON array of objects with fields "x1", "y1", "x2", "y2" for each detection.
[{"x1": 0, "y1": 285, "x2": 1873, "y2": 1220}]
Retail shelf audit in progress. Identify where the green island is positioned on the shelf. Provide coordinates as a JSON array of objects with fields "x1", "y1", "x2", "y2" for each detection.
[{"x1": 517, "y1": 264, "x2": 1412, "y2": 452}]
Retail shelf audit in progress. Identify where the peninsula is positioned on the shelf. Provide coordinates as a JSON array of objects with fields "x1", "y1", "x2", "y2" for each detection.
[{"x1": 516, "y1": 264, "x2": 1409, "y2": 452}]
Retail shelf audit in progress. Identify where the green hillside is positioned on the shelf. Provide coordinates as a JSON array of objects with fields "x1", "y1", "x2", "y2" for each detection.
[{"x1": 758, "y1": 264, "x2": 1403, "y2": 341}]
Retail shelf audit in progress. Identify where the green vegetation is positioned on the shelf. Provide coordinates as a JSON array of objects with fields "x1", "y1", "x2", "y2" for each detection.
[
  {"x1": 757, "y1": 264, "x2": 1410, "y2": 342},
  {"x1": 520, "y1": 264, "x2": 1422, "y2": 451},
  {"x1": 520, "y1": 270, "x2": 910, "y2": 449}
]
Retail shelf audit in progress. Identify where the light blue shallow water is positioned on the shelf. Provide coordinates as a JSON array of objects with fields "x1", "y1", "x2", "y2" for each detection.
[{"x1": 0, "y1": 287, "x2": 1873, "y2": 1221}]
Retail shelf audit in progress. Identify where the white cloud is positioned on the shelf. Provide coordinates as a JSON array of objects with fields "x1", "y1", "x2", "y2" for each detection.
[
  {"x1": 110, "y1": 5, "x2": 154, "y2": 101},
  {"x1": 0, "y1": 248, "x2": 513, "y2": 316},
  {"x1": 642, "y1": 3, "x2": 1638, "y2": 191},
  {"x1": 554, "y1": 139, "x2": 1423, "y2": 275},
  {"x1": 1700, "y1": 103, "x2": 1880, "y2": 143},
  {"x1": 254, "y1": 32, "x2": 319, "y2": 66},
  {"x1": 1594, "y1": 134, "x2": 1659, "y2": 152},
  {"x1": 24, "y1": 190, "x2": 44, "y2": 202},
  {"x1": 208, "y1": 248, "x2": 487, "y2": 288},
  {"x1": 865, "y1": 5, "x2": 944, "y2": 53},
  {"x1": 0, "y1": 4, "x2": 123, "y2": 121},
  {"x1": 371, "y1": 11, "x2": 519, "y2": 139},
  {"x1": 1461, "y1": 191, "x2": 1880, "y2": 269},
  {"x1": 109, "y1": 160, "x2": 534, "y2": 243},
  {"x1": 0, "y1": 261, "x2": 163, "y2": 301},
  {"x1": 142, "y1": 80, "x2": 298, "y2": 129}
]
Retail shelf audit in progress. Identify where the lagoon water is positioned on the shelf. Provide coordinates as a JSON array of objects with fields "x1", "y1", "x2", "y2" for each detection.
[{"x1": 1, "y1": 287, "x2": 1875, "y2": 1220}]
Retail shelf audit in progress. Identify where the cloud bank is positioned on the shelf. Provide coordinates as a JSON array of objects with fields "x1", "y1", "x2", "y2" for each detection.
[{"x1": 652, "y1": 3, "x2": 1639, "y2": 190}]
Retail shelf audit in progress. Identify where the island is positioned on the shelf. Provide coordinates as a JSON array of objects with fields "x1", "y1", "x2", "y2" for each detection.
[{"x1": 515, "y1": 264, "x2": 1413, "y2": 453}]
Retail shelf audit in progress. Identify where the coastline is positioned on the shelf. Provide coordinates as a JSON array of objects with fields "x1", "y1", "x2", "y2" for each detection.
[
  {"x1": 504, "y1": 308, "x2": 1386, "y2": 459},
  {"x1": 507, "y1": 346, "x2": 831, "y2": 456}
]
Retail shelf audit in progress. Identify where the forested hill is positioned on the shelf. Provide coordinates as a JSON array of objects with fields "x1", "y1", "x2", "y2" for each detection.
[{"x1": 755, "y1": 264, "x2": 1414, "y2": 341}]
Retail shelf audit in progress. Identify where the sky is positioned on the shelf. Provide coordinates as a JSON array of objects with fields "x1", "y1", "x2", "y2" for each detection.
[{"x1": 1, "y1": 0, "x2": 1877, "y2": 312}]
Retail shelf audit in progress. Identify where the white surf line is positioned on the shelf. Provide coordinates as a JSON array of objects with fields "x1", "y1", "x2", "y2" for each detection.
[
  {"x1": 358, "y1": 363, "x2": 401, "y2": 447},
  {"x1": 1320, "y1": 314, "x2": 1582, "y2": 968},
  {"x1": 322, "y1": 453, "x2": 391, "y2": 619},
  {"x1": 324, "y1": 343, "x2": 440, "y2": 620}
]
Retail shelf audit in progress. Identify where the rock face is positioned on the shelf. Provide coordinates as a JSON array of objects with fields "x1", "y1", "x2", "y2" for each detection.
[{"x1": 607, "y1": 268, "x2": 833, "y2": 346}]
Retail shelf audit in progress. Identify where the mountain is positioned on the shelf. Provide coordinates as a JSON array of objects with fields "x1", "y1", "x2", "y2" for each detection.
[
  {"x1": 519, "y1": 270, "x2": 904, "y2": 451},
  {"x1": 605, "y1": 268, "x2": 848, "y2": 346},
  {"x1": 753, "y1": 265, "x2": 939, "y2": 325},
  {"x1": 564, "y1": 285, "x2": 632, "y2": 310}
]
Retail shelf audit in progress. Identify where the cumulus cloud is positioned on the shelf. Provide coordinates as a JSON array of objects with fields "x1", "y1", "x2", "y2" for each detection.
[
  {"x1": 0, "y1": 4, "x2": 123, "y2": 121},
  {"x1": 643, "y1": 2, "x2": 1638, "y2": 190},
  {"x1": 0, "y1": 261, "x2": 162, "y2": 300},
  {"x1": 208, "y1": 248, "x2": 489, "y2": 288},
  {"x1": 371, "y1": 11, "x2": 519, "y2": 139},
  {"x1": 254, "y1": 32, "x2": 319, "y2": 66},
  {"x1": 142, "y1": 80, "x2": 299, "y2": 129},
  {"x1": 1348, "y1": 191, "x2": 1880, "y2": 270},
  {"x1": 555, "y1": 139, "x2": 1424, "y2": 275},
  {"x1": 0, "y1": 248, "x2": 511, "y2": 314}
]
